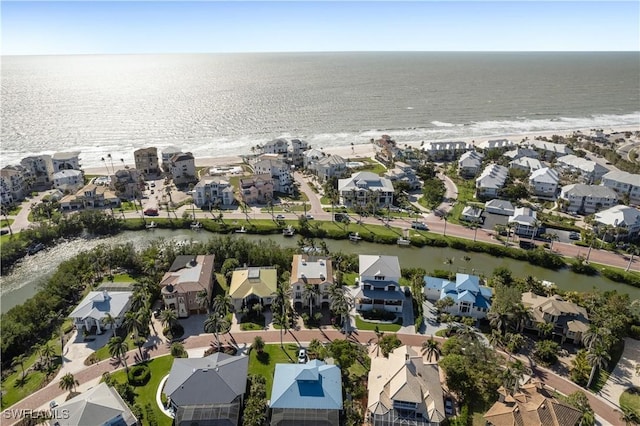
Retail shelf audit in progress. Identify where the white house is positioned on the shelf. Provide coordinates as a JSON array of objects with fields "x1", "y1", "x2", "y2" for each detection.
[
  {"x1": 476, "y1": 139, "x2": 515, "y2": 151},
  {"x1": 289, "y1": 138, "x2": 309, "y2": 166},
  {"x1": 476, "y1": 164, "x2": 508, "y2": 199},
  {"x1": 21, "y1": 155, "x2": 54, "y2": 189},
  {"x1": 508, "y1": 207, "x2": 539, "y2": 237},
  {"x1": 560, "y1": 184, "x2": 619, "y2": 214},
  {"x1": 423, "y1": 141, "x2": 469, "y2": 161},
  {"x1": 254, "y1": 158, "x2": 293, "y2": 194},
  {"x1": 169, "y1": 152, "x2": 197, "y2": 186},
  {"x1": 384, "y1": 161, "x2": 422, "y2": 189},
  {"x1": 423, "y1": 273, "x2": 492, "y2": 319},
  {"x1": 528, "y1": 167, "x2": 560, "y2": 198},
  {"x1": 68, "y1": 290, "x2": 132, "y2": 335},
  {"x1": 307, "y1": 155, "x2": 347, "y2": 182},
  {"x1": 52, "y1": 169, "x2": 84, "y2": 193},
  {"x1": 509, "y1": 157, "x2": 543, "y2": 173},
  {"x1": 355, "y1": 255, "x2": 405, "y2": 313},
  {"x1": 461, "y1": 205, "x2": 483, "y2": 223},
  {"x1": 485, "y1": 199, "x2": 515, "y2": 216},
  {"x1": 161, "y1": 146, "x2": 182, "y2": 171},
  {"x1": 601, "y1": 170, "x2": 640, "y2": 204},
  {"x1": 52, "y1": 152, "x2": 82, "y2": 171},
  {"x1": 193, "y1": 176, "x2": 235, "y2": 208},
  {"x1": 524, "y1": 140, "x2": 573, "y2": 159},
  {"x1": 504, "y1": 147, "x2": 539, "y2": 161},
  {"x1": 338, "y1": 171, "x2": 394, "y2": 209},
  {"x1": 594, "y1": 205, "x2": 640, "y2": 240},
  {"x1": 290, "y1": 255, "x2": 334, "y2": 309},
  {"x1": 303, "y1": 148, "x2": 326, "y2": 168},
  {"x1": 261, "y1": 138, "x2": 289, "y2": 156},
  {"x1": 458, "y1": 151, "x2": 484, "y2": 178},
  {"x1": 555, "y1": 155, "x2": 609, "y2": 184},
  {"x1": 0, "y1": 165, "x2": 29, "y2": 204}
]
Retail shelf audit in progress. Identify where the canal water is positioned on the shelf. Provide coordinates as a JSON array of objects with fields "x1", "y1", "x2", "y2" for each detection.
[{"x1": 1, "y1": 229, "x2": 639, "y2": 313}]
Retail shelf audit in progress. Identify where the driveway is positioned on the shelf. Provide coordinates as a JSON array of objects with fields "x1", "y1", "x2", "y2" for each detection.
[
  {"x1": 598, "y1": 338, "x2": 640, "y2": 407},
  {"x1": 420, "y1": 299, "x2": 448, "y2": 336}
]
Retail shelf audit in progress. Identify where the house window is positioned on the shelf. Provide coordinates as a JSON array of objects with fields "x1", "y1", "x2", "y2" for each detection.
[
  {"x1": 387, "y1": 285, "x2": 396, "y2": 291},
  {"x1": 295, "y1": 292, "x2": 301, "y2": 299},
  {"x1": 374, "y1": 276, "x2": 385, "y2": 281}
]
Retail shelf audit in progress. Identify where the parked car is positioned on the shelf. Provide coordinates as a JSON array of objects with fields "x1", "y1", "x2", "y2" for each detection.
[
  {"x1": 411, "y1": 221, "x2": 429, "y2": 230},
  {"x1": 305, "y1": 214, "x2": 314, "y2": 220},
  {"x1": 144, "y1": 208, "x2": 159, "y2": 216},
  {"x1": 49, "y1": 400, "x2": 58, "y2": 409},
  {"x1": 569, "y1": 232, "x2": 580, "y2": 240},
  {"x1": 276, "y1": 214, "x2": 285, "y2": 220},
  {"x1": 298, "y1": 348, "x2": 307, "y2": 364},
  {"x1": 444, "y1": 398, "x2": 454, "y2": 416}
]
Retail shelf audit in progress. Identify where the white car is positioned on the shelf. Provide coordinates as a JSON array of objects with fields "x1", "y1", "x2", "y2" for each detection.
[
  {"x1": 305, "y1": 214, "x2": 314, "y2": 220},
  {"x1": 276, "y1": 214, "x2": 285, "y2": 220}
]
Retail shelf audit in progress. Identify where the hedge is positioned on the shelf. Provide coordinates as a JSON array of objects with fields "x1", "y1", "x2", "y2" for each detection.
[{"x1": 128, "y1": 364, "x2": 151, "y2": 386}]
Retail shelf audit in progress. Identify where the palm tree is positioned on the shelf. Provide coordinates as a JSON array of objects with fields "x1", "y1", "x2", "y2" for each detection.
[
  {"x1": 582, "y1": 326, "x2": 612, "y2": 351},
  {"x1": 58, "y1": 372, "x2": 79, "y2": 394},
  {"x1": 160, "y1": 308, "x2": 178, "y2": 333},
  {"x1": 204, "y1": 314, "x2": 230, "y2": 350},
  {"x1": 103, "y1": 313, "x2": 118, "y2": 338},
  {"x1": 537, "y1": 322, "x2": 554, "y2": 339},
  {"x1": 129, "y1": 291, "x2": 148, "y2": 312},
  {"x1": 329, "y1": 284, "x2": 354, "y2": 332},
  {"x1": 488, "y1": 310, "x2": 509, "y2": 335},
  {"x1": 456, "y1": 324, "x2": 478, "y2": 342},
  {"x1": 619, "y1": 405, "x2": 640, "y2": 426},
  {"x1": 421, "y1": 336, "x2": 441, "y2": 362},
  {"x1": 586, "y1": 343, "x2": 611, "y2": 388},
  {"x1": 273, "y1": 280, "x2": 292, "y2": 348},
  {"x1": 212, "y1": 294, "x2": 233, "y2": 318},
  {"x1": 488, "y1": 329, "x2": 504, "y2": 348},
  {"x1": 108, "y1": 336, "x2": 129, "y2": 373},
  {"x1": 196, "y1": 290, "x2": 210, "y2": 313},
  {"x1": 38, "y1": 343, "x2": 55, "y2": 368},
  {"x1": 626, "y1": 244, "x2": 639, "y2": 272},
  {"x1": 123, "y1": 311, "x2": 147, "y2": 359},
  {"x1": 11, "y1": 354, "x2": 27, "y2": 382},
  {"x1": 253, "y1": 336, "x2": 265, "y2": 353},
  {"x1": 302, "y1": 283, "x2": 322, "y2": 317},
  {"x1": 1, "y1": 206, "x2": 13, "y2": 236}
]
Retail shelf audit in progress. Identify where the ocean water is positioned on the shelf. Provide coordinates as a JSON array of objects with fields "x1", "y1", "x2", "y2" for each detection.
[{"x1": 1, "y1": 52, "x2": 639, "y2": 169}]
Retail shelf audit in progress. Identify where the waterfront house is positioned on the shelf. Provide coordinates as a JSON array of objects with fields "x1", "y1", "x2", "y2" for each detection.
[
  {"x1": 290, "y1": 255, "x2": 334, "y2": 310},
  {"x1": 133, "y1": 147, "x2": 160, "y2": 178},
  {"x1": 521, "y1": 292, "x2": 589, "y2": 345},
  {"x1": 307, "y1": 154, "x2": 348, "y2": 182},
  {"x1": 303, "y1": 148, "x2": 326, "y2": 168},
  {"x1": 368, "y1": 345, "x2": 446, "y2": 426},
  {"x1": 601, "y1": 170, "x2": 640, "y2": 204},
  {"x1": 52, "y1": 152, "x2": 82, "y2": 171},
  {"x1": 485, "y1": 199, "x2": 515, "y2": 216},
  {"x1": 254, "y1": 158, "x2": 293, "y2": 194},
  {"x1": 239, "y1": 174, "x2": 274, "y2": 205},
  {"x1": 460, "y1": 205, "x2": 483, "y2": 223},
  {"x1": 193, "y1": 176, "x2": 235, "y2": 208},
  {"x1": 509, "y1": 157, "x2": 543, "y2": 173},
  {"x1": 476, "y1": 138, "x2": 515, "y2": 151},
  {"x1": 110, "y1": 168, "x2": 144, "y2": 200},
  {"x1": 476, "y1": 164, "x2": 508, "y2": 199},
  {"x1": 52, "y1": 169, "x2": 84, "y2": 194},
  {"x1": 164, "y1": 353, "x2": 249, "y2": 426},
  {"x1": 423, "y1": 141, "x2": 469, "y2": 161},
  {"x1": 21, "y1": 154, "x2": 54, "y2": 189},
  {"x1": 50, "y1": 382, "x2": 138, "y2": 426},
  {"x1": 161, "y1": 146, "x2": 183, "y2": 171},
  {"x1": 559, "y1": 184, "x2": 618, "y2": 214},
  {"x1": 594, "y1": 205, "x2": 640, "y2": 240},
  {"x1": 504, "y1": 147, "x2": 539, "y2": 161},
  {"x1": 423, "y1": 273, "x2": 492, "y2": 319},
  {"x1": 229, "y1": 266, "x2": 277, "y2": 312},
  {"x1": 355, "y1": 255, "x2": 404, "y2": 314},
  {"x1": 524, "y1": 140, "x2": 573, "y2": 159},
  {"x1": 68, "y1": 289, "x2": 132, "y2": 335},
  {"x1": 555, "y1": 154, "x2": 609, "y2": 184},
  {"x1": 159, "y1": 255, "x2": 215, "y2": 318},
  {"x1": 59, "y1": 183, "x2": 121, "y2": 211},
  {"x1": 169, "y1": 152, "x2": 197, "y2": 186},
  {"x1": 508, "y1": 207, "x2": 539, "y2": 238},
  {"x1": 528, "y1": 167, "x2": 560, "y2": 198},
  {"x1": 261, "y1": 138, "x2": 289, "y2": 156},
  {"x1": 270, "y1": 360, "x2": 343, "y2": 426},
  {"x1": 289, "y1": 138, "x2": 310, "y2": 166},
  {"x1": 384, "y1": 161, "x2": 422, "y2": 189},
  {"x1": 0, "y1": 165, "x2": 29, "y2": 204},
  {"x1": 338, "y1": 171, "x2": 394, "y2": 209},
  {"x1": 484, "y1": 380, "x2": 582, "y2": 426},
  {"x1": 457, "y1": 151, "x2": 484, "y2": 178}
]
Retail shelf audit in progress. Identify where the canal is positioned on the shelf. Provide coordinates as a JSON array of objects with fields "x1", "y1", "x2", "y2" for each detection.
[{"x1": 1, "y1": 229, "x2": 639, "y2": 313}]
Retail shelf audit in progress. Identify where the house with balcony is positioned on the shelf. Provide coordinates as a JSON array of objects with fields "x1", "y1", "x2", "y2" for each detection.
[
  {"x1": 169, "y1": 152, "x2": 197, "y2": 186},
  {"x1": 254, "y1": 158, "x2": 293, "y2": 194},
  {"x1": 229, "y1": 266, "x2": 277, "y2": 312},
  {"x1": 164, "y1": 353, "x2": 249, "y2": 426},
  {"x1": 110, "y1": 168, "x2": 144, "y2": 200},
  {"x1": 338, "y1": 172, "x2": 394, "y2": 209},
  {"x1": 290, "y1": 255, "x2": 333, "y2": 310},
  {"x1": 524, "y1": 140, "x2": 572, "y2": 160},
  {"x1": 159, "y1": 255, "x2": 215, "y2": 318},
  {"x1": 52, "y1": 169, "x2": 84, "y2": 194},
  {"x1": 0, "y1": 165, "x2": 29, "y2": 204},
  {"x1": 289, "y1": 138, "x2": 310, "y2": 166},
  {"x1": 508, "y1": 207, "x2": 539, "y2": 238},
  {"x1": 485, "y1": 199, "x2": 515, "y2": 216},
  {"x1": 261, "y1": 138, "x2": 290, "y2": 156},
  {"x1": 59, "y1": 183, "x2": 121, "y2": 211},
  {"x1": 384, "y1": 161, "x2": 422, "y2": 190},
  {"x1": 368, "y1": 345, "x2": 446, "y2": 426},
  {"x1": 68, "y1": 289, "x2": 132, "y2": 335},
  {"x1": 457, "y1": 151, "x2": 484, "y2": 178},
  {"x1": 161, "y1": 146, "x2": 183, "y2": 172},
  {"x1": 423, "y1": 273, "x2": 492, "y2": 319},
  {"x1": 21, "y1": 155, "x2": 54, "y2": 189},
  {"x1": 594, "y1": 205, "x2": 640, "y2": 240},
  {"x1": 307, "y1": 154, "x2": 348, "y2": 182},
  {"x1": 239, "y1": 174, "x2": 274, "y2": 205},
  {"x1": 528, "y1": 167, "x2": 559, "y2": 198},
  {"x1": 270, "y1": 360, "x2": 343, "y2": 426},
  {"x1": 559, "y1": 184, "x2": 618, "y2": 214},
  {"x1": 555, "y1": 154, "x2": 609, "y2": 184},
  {"x1": 476, "y1": 164, "x2": 508, "y2": 199},
  {"x1": 504, "y1": 147, "x2": 539, "y2": 161},
  {"x1": 601, "y1": 170, "x2": 640, "y2": 204},
  {"x1": 134, "y1": 147, "x2": 160, "y2": 178},
  {"x1": 476, "y1": 138, "x2": 515, "y2": 151},
  {"x1": 509, "y1": 157, "x2": 543, "y2": 173},
  {"x1": 423, "y1": 141, "x2": 469, "y2": 161},
  {"x1": 355, "y1": 255, "x2": 404, "y2": 314},
  {"x1": 193, "y1": 176, "x2": 235, "y2": 208},
  {"x1": 521, "y1": 292, "x2": 589, "y2": 345},
  {"x1": 52, "y1": 151, "x2": 82, "y2": 171}
]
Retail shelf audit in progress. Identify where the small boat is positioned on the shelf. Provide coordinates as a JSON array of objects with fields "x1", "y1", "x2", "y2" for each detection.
[
  {"x1": 146, "y1": 221, "x2": 157, "y2": 229},
  {"x1": 397, "y1": 238, "x2": 411, "y2": 246},
  {"x1": 27, "y1": 243, "x2": 45, "y2": 255},
  {"x1": 349, "y1": 232, "x2": 362, "y2": 242},
  {"x1": 235, "y1": 226, "x2": 247, "y2": 233},
  {"x1": 282, "y1": 225, "x2": 295, "y2": 237},
  {"x1": 190, "y1": 221, "x2": 203, "y2": 230}
]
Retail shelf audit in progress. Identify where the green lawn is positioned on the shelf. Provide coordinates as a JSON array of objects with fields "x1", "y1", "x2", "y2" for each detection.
[
  {"x1": 1, "y1": 218, "x2": 14, "y2": 227},
  {"x1": 7, "y1": 205, "x2": 22, "y2": 215},
  {"x1": 214, "y1": 273, "x2": 229, "y2": 295},
  {"x1": 355, "y1": 316, "x2": 401, "y2": 332},
  {"x1": 93, "y1": 332, "x2": 138, "y2": 362},
  {"x1": 102, "y1": 273, "x2": 136, "y2": 283},
  {"x1": 109, "y1": 355, "x2": 174, "y2": 426},
  {"x1": 248, "y1": 344, "x2": 299, "y2": 399},
  {"x1": 348, "y1": 158, "x2": 387, "y2": 176},
  {"x1": 342, "y1": 272, "x2": 358, "y2": 286},
  {"x1": 620, "y1": 387, "x2": 640, "y2": 416}
]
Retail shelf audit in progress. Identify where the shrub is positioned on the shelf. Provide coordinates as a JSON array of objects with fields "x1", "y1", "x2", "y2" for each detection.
[
  {"x1": 629, "y1": 325, "x2": 640, "y2": 340},
  {"x1": 127, "y1": 364, "x2": 151, "y2": 386},
  {"x1": 361, "y1": 309, "x2": 397, "y2": 321}
]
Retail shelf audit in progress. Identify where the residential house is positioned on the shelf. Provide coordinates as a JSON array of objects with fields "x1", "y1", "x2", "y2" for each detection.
[
  {"x1": 338, "y1": 171, "x2": 394, "y2": 209},
  {"x1": 423, "y1": 273, "x2": 492, "y2": 319},
  {"x1": 270, "y1": 360, "x2": 343, "y2": 426},
  {"x1": 594, "y1": 205, "x2": 640, "y2": 240},
  {"x1": 261, "y1": 138, "x2": 289, "y2": 156},
  {"x1": 169, "y1": 152, "x2": 197, "y2": 186},
  {"x1": 164, "y1": 353, "x2": 249, "y2": 426},
  {"x1": 59, "y1": 184, "x2": 121, "y2": 211},
  {"x1": 290, "y1": 255, "x2": 334, "y2": 310},
  {"x1": 355, "y1": 255, "x2": 404, "y2": 314},
  {"x1": 422, "y1": 141, "x2": 469, "y2": 161},
  {"x1": 368, "y1": 345, "x2": 446, "y2": 426},
  {"x1": 303, "y1": 148, "x2": 327, "y2": 168},
  {"x1": 476, "y1": 164, "x2": 508, "y2": 199},
  {"x1": 254, "y1": 158, "x2": 293, "y2": 194},
  {"x1": 521, "y1": 292, "x2": 589, "y2": 345},
  {"x1": 384, "y1": 161, "x2": 422, "y2": 190},
  {"x1": 68, "y1": 289, "x2": 132, "y2": 335},
  {"x1": 457, "y1": 151, "x2": 484, "y2": 178},
  {"x1": 508, "y1": 207, "x2": 539, "y2": 238},
  {"x1": 229, "y1": 266, "x2": 278, "y2": 312},
  {"x1": 484, "y1": 380, "x2": 582, "y2": 426},
  {"x1": 555, "y1": 154, "x2": 609, "y2": 184},
  {"x1": 476, "y1": 138, "x2": 515, "y2": 151},
  {"x1": 560, "y1": 184, "x2": 618, "y2": 214},
  {"x1": 289, "y1": 138, "x2": 310, "y2": 166},
  {"x1": 239, "y1": 174, "x2": 274, "y2": 205},
  {"x1": 460, "y1": 205, "x2": 483, "y2": 223},
  {"x1": 528, "y1": 167, "x2": 560, "y2": 198},
  {"x1": 21, "y1": 155, "x2": 54, "y2": 189},
  {"x1": 509, "y1": 157, "x2": 543, "y2": 173},
  {"x1": 504, "y1": 147, "x2": 539, "y2": 161},
  {"x1": 50, "y1": 382, "x2": 138, "y2": 426},
  {"x1": 161, "y1": 146, "x2": 183, "y2": 171},
  {"x1": 193, "y1": 176, "x2": 235, "y2": 208},
  {"x1": 524, "y1": 140, "x2": 573, "y2": 160},
  {"x1": 485, "y1": 199, "x2": 515, "y2": 216},
  {"x1": 308, "y1": 155, "x2": 348, "y2": 182},
  {"x1": 601, "y1": 170, "x2": 640, "y2": 204},
  {"x1": 159, "y1": 255, "x2": 215, "y2": 318},
  {"x1": 110, "y1": 168, "x2": 144, "y2": 200},
  {"x1": 0, "y1": 165, "x2": 29, "y2": 204},
  {"x1": 133, "y1": 147, "x2": 160, "y2": 177},
  {"x1": 52, "y1": 152, "x2": 82, "y2": 171},
  {"x1": 52, "y1": 169, "x2": 84, "y2": 194}
]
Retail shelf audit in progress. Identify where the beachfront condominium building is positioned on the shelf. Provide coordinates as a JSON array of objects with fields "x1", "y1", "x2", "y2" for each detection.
[
  {"x1": 457, "y1": 151, "x2": 484, "y2": 178},
  {"x1": 159, "y1": 255, "x2": 215, "y2": 318},
  {"x1": 169, "y1": 152, "x2": 197, "y2": 186},
  {"x1": 20, "y1": 155, "x2": 54, "y2": 189},
  {"x1": 355, "y1": 255, "x2": 405, "y2": 314},
  {"x1": 524, "y1": 139, "x2": 573, "y2": 160},
  {"x1": 476, "y1": 138, "x2": 515, "y2": 151},
  {"x1": 423, "y1": 141, "x2": 469, "y2": 161},
  {"x1": 253, "y1": 158, "x2": 293, "y2": 194},
  {"x1": 0, "y1": 165, "x2": 30, "y2": 204},
  {"x1": 52, "y1": 169, "x2": 84, "y2": 194},
  {"x1": 338, "y1": 171, "x2": 394, "y2": 209},
  {"x1": 504, "y1": 147, "x2": 539, "y2": 161},
  {"x1": 239, "y1": 174, "x2": 274, "y2": 205},
  {"x1": 161, "y1": 146, "x2": 183, "y2": 171},
  {"x1": 289, "y1": 138, "x2": 310, "y2": 166},
  {"x1": 290, "y1": 255, "x2": 334, "y2": 310},
  {"x1": 193, "y1": 176, "x2": 235, "y2": 208},
  {"x1": 555, "y1": 154, "x2": 609, "y2": 184},
  {"x1": 261, "y1": 138, "x2": 289, "y2": 156},
  {"x1": 133, "y1": 147, "x2": 160, "y2": 178},
  {"x1": 110, "y1": 168, "x2": 144, "y2": 200},
  {"x1": 601, "y1": 170, "x2": 640, "y2": 204},
  {"x1": 560, "y1": 184, "x2": 619, "y2": 214},
  {"x1": 476, "y1": 164, "x2": 508, "y2": 199},
  {"x1": 528, "y1": 167, "x2": 560, "y2": 198},
  {"x1": 52, "y1": 151, "x2": 82, "y2": 171}
]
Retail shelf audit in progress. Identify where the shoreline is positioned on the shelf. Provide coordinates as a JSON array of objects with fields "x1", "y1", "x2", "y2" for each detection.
[{"x1": 83, "y1": 126, "x2": 639, "y2": 175}]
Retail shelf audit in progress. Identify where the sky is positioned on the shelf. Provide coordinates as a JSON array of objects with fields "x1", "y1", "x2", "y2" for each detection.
[{"x1": 1, "y1": 1, "x2": 639, "y2": 55}]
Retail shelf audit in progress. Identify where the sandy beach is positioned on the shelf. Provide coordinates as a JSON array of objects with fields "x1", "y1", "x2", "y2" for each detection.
[{"x1": 82, "y1": 126, "x2": 639, "y2": 175}]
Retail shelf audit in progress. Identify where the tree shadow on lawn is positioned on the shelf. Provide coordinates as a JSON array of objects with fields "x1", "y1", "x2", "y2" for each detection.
[{"x1": 256, "y1": 351, "x2": 270, "y2": 365}]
